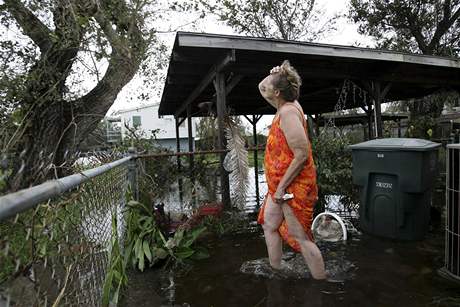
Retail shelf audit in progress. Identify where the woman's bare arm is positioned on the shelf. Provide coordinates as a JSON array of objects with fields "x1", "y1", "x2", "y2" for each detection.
[{"x1": 273, "y1": 105, "x2": 309, "y2": 204}]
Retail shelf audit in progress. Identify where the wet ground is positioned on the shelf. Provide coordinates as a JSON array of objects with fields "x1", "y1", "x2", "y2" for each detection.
[{"x1": 123, "y1": 226, "x2": 460, "y2": 307}]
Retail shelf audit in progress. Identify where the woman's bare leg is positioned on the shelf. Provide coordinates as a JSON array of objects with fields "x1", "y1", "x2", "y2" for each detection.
[
  {"x1": 281, "y1": 204, "x2": 327, "y2": 280},
  {"x1": 262, "y1": 196, "x2": 284, "y2": 269}
]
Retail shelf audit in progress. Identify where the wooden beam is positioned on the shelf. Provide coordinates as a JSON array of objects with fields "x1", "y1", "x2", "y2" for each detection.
[
  {"x1": 230, "y1": 64, "x2": 460, "y2": 86},
  {"x1": 175, "y1": 117, "x2": 184, "y2": 204},
  {"x1": 364, "y1": 81, "x2": 392, "y2": 138},
  {"x1": 177, "y1": 32, "x2": 460, "y2": 69},
  {"x1": 252, "y1": 114, "x2": 260, "y2": 207},
  {"x1": 232, "y1": 65, "x2": 353, "y2": 81},
  {"x1": 374, "y1": 82, "x2": 384, "y2": 138},
  {"x1": 187, "y1": 105, "x2": 195, "y2": 203},
  {"x1": 242, "y1": 114, "x2": 262, "y2": 125},
  {"x1": 175, "y1": 117, "x2": 181, "y2": 154},
  {"x1": 366, "y1": 102, "x2": 374, "y2": 139},
  {"x1": 243, "y1": 114, "x2": 253, "y2": 125},
  {"x1": 225, "y1": 74, "x2": 244, "y2": 96},
  {"x1": 172, "y1": 51, "x2": 224, "y2": 64},
  {"x1": 175, "y1": 50, "x2": 236, "y2": 118},
  {"x1": 187, "y1": 105, "x2": 194, "y2": 155},
  {"x1": 215, "y1": 72, "x2": 231, "y2": 206},
  {"x1": 176, "y1": 117, "x2": 186, "y2": 127}
]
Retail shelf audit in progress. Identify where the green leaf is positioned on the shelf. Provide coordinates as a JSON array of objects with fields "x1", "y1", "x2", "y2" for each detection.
[
  {"x1": 113, "y1": 270, "x2": 122, "y2": 282},
  {"x1": 135, "y1": 238, "x2": 142, "y2": 257},
  {"x1": 173, "y1": 228, "x2": 185, "y2": 245},
  {"x1": 102, "y1": 271, "x2": 113, "y2": 305},
  {"x1": 138, "y1": 253, "x2": 145, "y2": 271},
  {"x1": 143, "y1": 241, "x2": 152, "y2": 262},
  {"x1": 153, "y1": 247, "x2": 168, "y2": 259},
  {"x1": 183, "y1": 226, "x2": 206, "y2": 247},
  {"x1": 175, "y1": 247, "x2": 195, "y2": 259}
]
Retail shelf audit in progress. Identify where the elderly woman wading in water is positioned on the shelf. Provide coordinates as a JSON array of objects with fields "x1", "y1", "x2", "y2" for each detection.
[{"x1": 257, "y1": 60, "x2": 327, "y2": 280}]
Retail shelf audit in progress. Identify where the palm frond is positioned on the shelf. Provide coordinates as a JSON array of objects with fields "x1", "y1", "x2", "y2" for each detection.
[{"x1": 224, "y1": 116, "x2": 249, "y2": 209}]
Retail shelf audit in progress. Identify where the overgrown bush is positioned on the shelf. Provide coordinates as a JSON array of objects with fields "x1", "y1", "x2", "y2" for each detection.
[{"x1": 312, "y1": 131, "x2": 359, "y2": 215}]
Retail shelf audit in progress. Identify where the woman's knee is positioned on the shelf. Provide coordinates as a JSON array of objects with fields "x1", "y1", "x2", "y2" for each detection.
[
  {"x1": 262, "y1": 221, "x2": 279, "y2": 233},
  {"x1": 289, "y1": 229, "x2": 308, "y2": 243}
]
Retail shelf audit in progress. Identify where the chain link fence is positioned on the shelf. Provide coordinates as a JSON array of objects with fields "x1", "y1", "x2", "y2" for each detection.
[
  {"x1": 0, "y1": 145, "x2": 358, "y2": 306},
  {"x1": 136, "y1": 152, "x2": 213, "y2": 218},
  {"x1": 0, "y1": 156, "x2": 133, "y2": 306}
]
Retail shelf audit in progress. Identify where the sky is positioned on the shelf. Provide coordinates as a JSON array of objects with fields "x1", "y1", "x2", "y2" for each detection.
[
  {"x1": 0, "y1": 0, "x2": 375, "y2": 133},
  {"x1": 105, "y1": 0, "x2": 375, "y2": 133}
]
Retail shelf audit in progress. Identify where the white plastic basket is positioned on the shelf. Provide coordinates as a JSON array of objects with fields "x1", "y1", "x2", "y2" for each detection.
[{"x1": 311, "y1": 212, "x2": 348, "y2": 241}]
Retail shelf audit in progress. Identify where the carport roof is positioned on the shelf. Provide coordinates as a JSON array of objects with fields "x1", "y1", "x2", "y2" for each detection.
[{"x1": 159, "y1": 32, "x2": 460, "y2": 117}]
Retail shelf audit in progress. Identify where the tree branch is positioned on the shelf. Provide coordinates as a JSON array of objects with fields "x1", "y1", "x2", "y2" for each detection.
[
  {"x1": 427, "y1": 1, "x2": 460, "y2": 52},
  {"x1": 404, "y1": 11, "x2": 429, "y2": 53},
  {"x1": 71, "y1": 0, "x2": 147, "y2": 141},
  {"x1": 3, "y1": 0, "x2": 53, "y2": 52}
]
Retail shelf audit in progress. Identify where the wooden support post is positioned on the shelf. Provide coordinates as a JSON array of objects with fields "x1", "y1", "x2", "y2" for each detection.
[
  {"x1": 214, "y1": 72, "x2": 231, "y2": 206},
  {"x1": 306, "y1": 115, "x2": 315, "y2": 139},
  {"x1": 243, "y1": 114, "x2": 263, "y2": 207},
  {"x1": 252, "y1": 115, "x2": 261, "y2": 207},
  {"x1": 314, "y1": 114, "x2": 320, "y2": 137},
  {"x1": 398, "y1": 119, "x2": 402, "y2": 138},
  {"x1": 187, "y1": 105, "x2": 195, "y2": 203},
  {"x1": 175, "y1": 117, "x2": 183, "y2": 205},
  {"x1": 187, "y1": 105, "x2": 194, "y2": 172},
  {"x1": 373, "y1": 82, "x2": 384, "y2": 138},
  {"x1": 363, "y1": 81, "x2": 392, "y2": 139},
  {"x1": 365, "y1": 102, "x2": 374, "y2": 140},
  {"x1": 175, "y1": 117, "x2": 182, "y2": 171}
]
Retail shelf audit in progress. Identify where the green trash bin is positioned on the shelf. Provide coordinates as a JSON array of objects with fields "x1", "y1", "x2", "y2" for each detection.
[{"x1": 349, "y1": 138, "x2": 441, "y2": 240}]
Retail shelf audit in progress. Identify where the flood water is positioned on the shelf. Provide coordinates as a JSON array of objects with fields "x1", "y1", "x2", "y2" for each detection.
[
  {"x1": 123, "y1": 226, "x2": 460, "y2": 307},
  {"x1": 123, "y1": 169, "x2": 459, "y2": 306}
]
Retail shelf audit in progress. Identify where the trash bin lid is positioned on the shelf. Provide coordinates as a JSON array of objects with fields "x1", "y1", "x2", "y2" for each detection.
[{"x1": 349, "y1": 138, "x2": 441, "y2": 151}]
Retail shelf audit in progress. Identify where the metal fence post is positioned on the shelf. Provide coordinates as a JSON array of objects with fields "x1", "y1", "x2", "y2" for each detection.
[{"x1": 128, "y1": 147, "x2": 139, "y2": 201}]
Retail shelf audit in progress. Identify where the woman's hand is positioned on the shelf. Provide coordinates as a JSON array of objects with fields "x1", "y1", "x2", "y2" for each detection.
[
  {"x1": 273, "y1": 186, "x2": 285, "y2": 205},
  {"x1": 270, "y1": 66, "x2": 281, "y2": 74}
]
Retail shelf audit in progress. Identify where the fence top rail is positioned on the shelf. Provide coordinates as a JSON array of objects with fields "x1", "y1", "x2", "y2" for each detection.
[
  {"x1": 137, "y1": 146, "x2": 265, "y2": 159},
  {"x1": 0, "y1": 156, "x2": 133, "y2": 221}
]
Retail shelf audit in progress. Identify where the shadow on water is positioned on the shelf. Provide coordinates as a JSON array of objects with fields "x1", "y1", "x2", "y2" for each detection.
[{"x1": 123, "y1": 226, "x2": 460, "y2": 307}]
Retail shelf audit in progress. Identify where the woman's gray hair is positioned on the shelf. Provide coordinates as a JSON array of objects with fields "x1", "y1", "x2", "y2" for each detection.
[{"x1": 271, "y1": 60, "x2": 302, "y2": 101}]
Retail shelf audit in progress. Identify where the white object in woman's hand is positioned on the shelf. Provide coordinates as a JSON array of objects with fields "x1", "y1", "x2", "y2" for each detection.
[{"x1": 282, "y1": 193, "x2": 294, "y2": 201}]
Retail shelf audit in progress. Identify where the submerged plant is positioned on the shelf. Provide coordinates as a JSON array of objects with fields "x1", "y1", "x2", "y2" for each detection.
[{"x1": 124, "y1": 200, "x2": 209, "y2": 272}]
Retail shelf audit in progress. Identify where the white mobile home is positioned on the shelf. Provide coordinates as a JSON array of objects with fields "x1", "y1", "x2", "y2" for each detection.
[{"x1": 114, "y1": 103, "x2": 195, "y2": 151}]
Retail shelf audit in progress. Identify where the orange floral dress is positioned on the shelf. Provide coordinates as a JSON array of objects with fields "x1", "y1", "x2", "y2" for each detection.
[{"x1": 257, "y1": 103, "x2": 318, "y2": 252}]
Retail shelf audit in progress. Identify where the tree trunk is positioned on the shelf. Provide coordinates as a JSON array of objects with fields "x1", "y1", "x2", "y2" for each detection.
[{"x1": 4, "y1": 0, "x2": 147, "y2": 190}]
